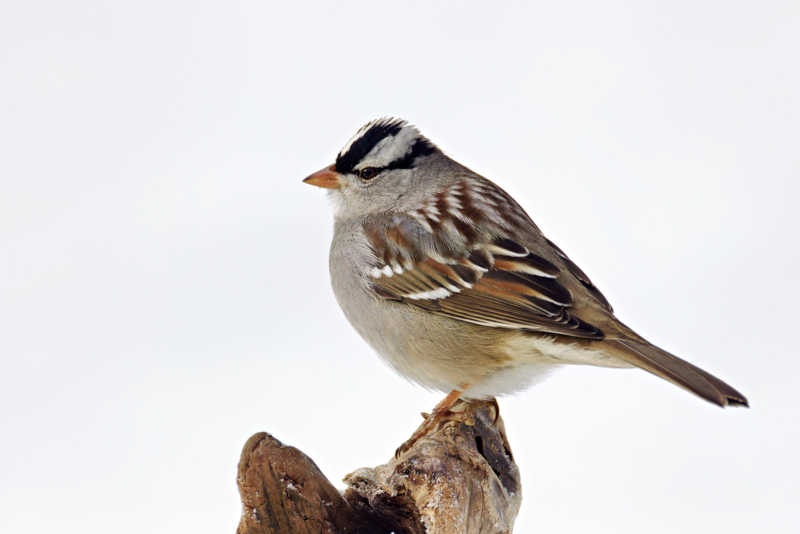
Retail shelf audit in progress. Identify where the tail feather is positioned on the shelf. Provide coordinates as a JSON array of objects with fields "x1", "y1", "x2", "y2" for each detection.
[{"x1": 607, "y1": 339, "x2": 749, "y2": 408}]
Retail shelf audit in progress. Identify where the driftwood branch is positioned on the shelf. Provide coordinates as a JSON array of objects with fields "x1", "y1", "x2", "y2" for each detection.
[{"x1": 235, "y1": 400, "x2": 521, "y2": 534}]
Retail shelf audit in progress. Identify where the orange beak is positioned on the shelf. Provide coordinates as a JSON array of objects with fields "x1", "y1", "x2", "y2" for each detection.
[{"x1": 302, "y1": 165, "x2": 342, "y2": 189}]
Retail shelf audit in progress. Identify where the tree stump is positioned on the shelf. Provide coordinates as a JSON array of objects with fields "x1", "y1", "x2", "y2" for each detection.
[{"x1": 236, "y1": 400, "x2": 522, "y2": 534}]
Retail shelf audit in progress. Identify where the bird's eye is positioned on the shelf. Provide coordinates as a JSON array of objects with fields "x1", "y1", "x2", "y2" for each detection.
[{"x1": 359, "y1": 167, "x2": 378, "y2": 181}]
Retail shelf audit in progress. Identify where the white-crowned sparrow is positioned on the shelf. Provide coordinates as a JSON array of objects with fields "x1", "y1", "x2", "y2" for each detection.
[{"x1": 304, "y1": 118, "x2": 747, "y2": 453}]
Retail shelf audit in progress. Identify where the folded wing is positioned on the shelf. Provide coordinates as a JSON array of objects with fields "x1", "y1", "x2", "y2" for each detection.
[{"x1": 364, "y1": 216, "x2": 604, "y2": 339}]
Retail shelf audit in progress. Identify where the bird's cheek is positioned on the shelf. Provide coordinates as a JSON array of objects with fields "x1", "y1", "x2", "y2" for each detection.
[{"x1": 327, "y1": 188, "x2": 349, "y2": 218}]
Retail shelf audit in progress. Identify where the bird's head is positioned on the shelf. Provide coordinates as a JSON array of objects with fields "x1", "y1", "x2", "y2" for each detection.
[{"x1": 303, "y1": 118, "x2": 449, "y2": 220}]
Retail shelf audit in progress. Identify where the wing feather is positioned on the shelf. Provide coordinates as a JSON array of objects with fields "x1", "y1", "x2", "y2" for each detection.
[{"x1": 363, "y1": 213, "x2": 605, "y2": 339}]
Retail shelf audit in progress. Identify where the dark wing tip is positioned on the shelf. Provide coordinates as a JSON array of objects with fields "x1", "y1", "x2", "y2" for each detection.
[
  {"x1": 545, "y1": 238, "x2": 614, "y2": 312},
  {"x1": 491, "y1": 237, "x2": 528, "y2": 256}
]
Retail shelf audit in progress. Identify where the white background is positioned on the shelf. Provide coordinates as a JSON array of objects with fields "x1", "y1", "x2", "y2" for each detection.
[{"x1": 2, "y1": 1, "x2": 799, "y2": 532}]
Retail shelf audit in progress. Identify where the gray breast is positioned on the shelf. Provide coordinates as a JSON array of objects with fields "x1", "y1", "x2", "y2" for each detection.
[{"x1": 328, "y1": 219, "x2": 512, "y2": 393}]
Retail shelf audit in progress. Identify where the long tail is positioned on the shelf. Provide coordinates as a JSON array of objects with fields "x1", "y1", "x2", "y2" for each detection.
[{"x1": 606, "y1": 339, "x2": 749, "y2": 407}]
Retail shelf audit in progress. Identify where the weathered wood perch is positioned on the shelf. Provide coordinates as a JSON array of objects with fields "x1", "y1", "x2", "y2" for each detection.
[{"x1": 236, "y1": 400, "x2": 521, "y2": 534}]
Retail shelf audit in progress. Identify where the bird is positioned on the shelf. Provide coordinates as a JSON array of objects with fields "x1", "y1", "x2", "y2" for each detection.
[{"x1": 303, "y1": 117, "x2": 748, "y2": 454}]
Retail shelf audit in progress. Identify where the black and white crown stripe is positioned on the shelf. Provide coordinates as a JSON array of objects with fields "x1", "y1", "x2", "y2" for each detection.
[{"x1": 335, "y1": 118, "x2": 437, "y2": 175}]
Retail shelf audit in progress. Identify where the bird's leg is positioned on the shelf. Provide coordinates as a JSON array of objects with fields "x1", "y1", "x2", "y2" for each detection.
[{"x1": 395, "y1": 386, "x2": 471, "y2": 458}]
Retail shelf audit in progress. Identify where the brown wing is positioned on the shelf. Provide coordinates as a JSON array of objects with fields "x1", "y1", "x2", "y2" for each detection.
[{"x1": 367, "y1": 231, "x2": 604, "y2": 340}]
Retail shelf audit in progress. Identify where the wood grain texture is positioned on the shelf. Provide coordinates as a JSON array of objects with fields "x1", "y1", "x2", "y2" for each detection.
[{"x1": 236, "y1": 400, "x2": 521, "y2": 534}]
